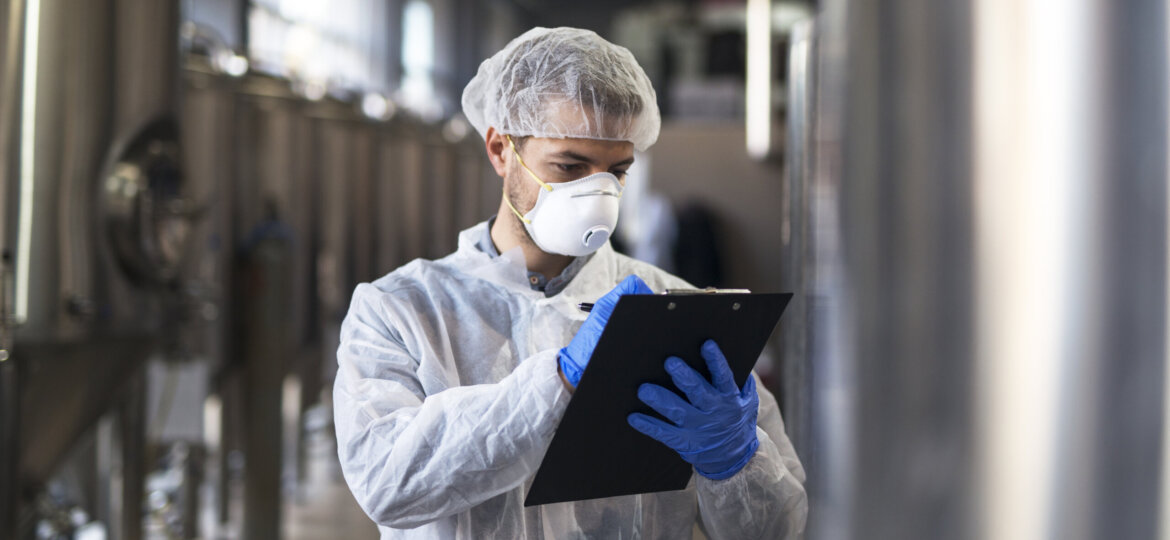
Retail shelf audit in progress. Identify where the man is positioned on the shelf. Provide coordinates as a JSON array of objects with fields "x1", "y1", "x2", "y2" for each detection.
[{"x1": 334, "y1": 27, "x2": 807, "y2": 539}]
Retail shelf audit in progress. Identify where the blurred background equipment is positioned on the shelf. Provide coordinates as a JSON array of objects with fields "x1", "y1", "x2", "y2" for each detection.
[
  {"x1": 784, "y1": 1, "x2": 1168, "y2": 540},
  {"x1": 2, "y1": 0, "x2": 189, "y2": 538},
  {"x1": 3, "y1": 0, "x2": 1169, "y2": 539}
]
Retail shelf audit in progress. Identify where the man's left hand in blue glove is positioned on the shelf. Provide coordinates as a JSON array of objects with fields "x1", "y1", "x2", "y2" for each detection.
[{"x1": 627, "y1": 339, "x2": 760, "y2": 480}]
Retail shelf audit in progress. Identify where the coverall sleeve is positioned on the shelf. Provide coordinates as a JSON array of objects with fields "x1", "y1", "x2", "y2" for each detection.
[
  {"x1": 695, "y1": 373, "x2": 808, "y2": 540},
  {"x1": 333, "y1": 284, "x2": 571, "y2": 529}
]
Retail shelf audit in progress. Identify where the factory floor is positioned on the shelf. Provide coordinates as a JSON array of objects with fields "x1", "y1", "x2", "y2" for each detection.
[
  {"x1": 283, "y1": 462, "x2": 377, "y2": 540},
  {"x1": 186, "y1": 397, "x2": 377, "y2": 540},
  {"x1": 282, "y1": 421, "x2": 377, "y2": 540}
]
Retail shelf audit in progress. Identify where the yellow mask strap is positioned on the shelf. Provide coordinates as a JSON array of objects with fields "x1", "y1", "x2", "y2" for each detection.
[{"x1": 507, "y1": 135, "x2": 553, "y2": 192}]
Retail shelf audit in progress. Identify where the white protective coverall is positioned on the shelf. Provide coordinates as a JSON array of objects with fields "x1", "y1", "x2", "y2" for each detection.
[{"x1": 334, "y1": 221, "x2": 808, "y2": 539}]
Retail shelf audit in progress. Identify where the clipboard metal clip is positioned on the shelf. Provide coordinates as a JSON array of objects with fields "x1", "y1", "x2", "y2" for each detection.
[
  {"x1": 578, "y1": 288, "x2": 753, "y2": 313},
  {"x1": 662, "y1": 287, "x2": 752, "y2": 295}
]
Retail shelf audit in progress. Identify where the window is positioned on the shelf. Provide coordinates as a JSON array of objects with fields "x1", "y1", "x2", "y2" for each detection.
[
  {"x1": 397, "y1": 0, "x2": 441, "y2": 120},
  {"x1": 247, "y1": 0, "x2": 391, "y2": 97}
]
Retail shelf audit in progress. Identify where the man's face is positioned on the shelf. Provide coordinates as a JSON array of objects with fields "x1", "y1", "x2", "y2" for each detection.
[{"x1": 503, "y1": 136, "x2": 635, "y2": 247}]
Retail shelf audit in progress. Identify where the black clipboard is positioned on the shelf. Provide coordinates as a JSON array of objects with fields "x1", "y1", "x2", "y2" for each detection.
[{"x1": 524, "y1": 291, "x2": 792, "y2": 506}]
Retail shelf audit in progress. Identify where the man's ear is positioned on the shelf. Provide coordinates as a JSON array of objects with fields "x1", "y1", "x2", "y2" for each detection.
[{"x1": 484, "y1": 127, "x2": 508, "y2": 178}]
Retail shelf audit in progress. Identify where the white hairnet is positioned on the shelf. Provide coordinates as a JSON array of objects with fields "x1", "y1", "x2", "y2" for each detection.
[{"x1": 462, "y1": 27, "x2": 661, "y2": 152}]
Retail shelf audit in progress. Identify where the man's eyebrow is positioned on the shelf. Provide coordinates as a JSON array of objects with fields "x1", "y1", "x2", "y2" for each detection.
[{"x1": 550, "y1": 150, "x2": 635, "y2": 167}]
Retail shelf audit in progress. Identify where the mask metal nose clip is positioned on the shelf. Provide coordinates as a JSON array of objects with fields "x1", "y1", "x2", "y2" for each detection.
[{"x1": 570, "y1": 189, "x2": 621, "y2": 199}]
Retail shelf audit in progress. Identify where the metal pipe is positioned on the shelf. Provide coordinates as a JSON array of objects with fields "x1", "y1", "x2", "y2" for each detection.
[
  {"x1": 0, "y1": 0, "x2": 25, "y2": 536},
  {"x1": 240, "y1": 220, "x2": 293, "y2": 540},
  {"x1": 13, "y1": 0, "x2": 38, "y2": 325},
  {"x1": 96, "y1": 369, "x2": 146, "y2": 540},
  {"x1": 1, "y1": 0, "x2": 22, "y2": 259},
  {"x1": 780, "y1": 17, "x2": 814, "y2": 473},
  {"x1": 973, "y1": 1, "x2": 1102, "y2": 538},
  {"x1": 0, "y1": 338, "x2": 15, "y2": 540},
  {"x1": 1163, "y1": 2, "x2": 1170, "y2": 534}
]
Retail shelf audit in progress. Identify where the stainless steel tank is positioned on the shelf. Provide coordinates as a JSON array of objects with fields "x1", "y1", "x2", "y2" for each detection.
[
  {"x1": 425, "y1": 135, "x2": 459, "y2": 257},
  {"x1": 447, "y1": 118, "x2": 499, "y2": 243},
  {"x1": 1, "y1": 0, "x2": 25, "y2": 534},
  {"x1": 397, "y1": 122, "x2": 430, "y2": 263},
  {"x1": 177, "y1": 50, "x2": 241, "y2": 536},
  {"x1": 226, "y1": 72, "x2": 319, "y2": 540},
  {"x1": 171, "y1": 22, "x2": 510, "y2": 539},
  {"x1": 797, "y1": 1, "x2": 1170, "y2": 539},
  {"x1": 311, "y1": 100, "x2": 379, "y2": 439},
  {"x1": 780, "y1": 18, "x2": 815, "y2": 467},
  {"x1": 369, "y1": 116, "x2": 496, "y2": 272},
  {"x1": 179, "y1": 59, "x2": 301, "y2": 537},
  {"x1": 179, "y1": 59, "x2": 429, "y2": 536},
  {"x1": 178, "y1": 52, "x2": 236, "y2": 375},
  {"x1": 1, "y1": 0, "x2": 191, "y2": 537},
  {"x1": 452, "y1": 133, "x2": 496, "y2": 235},
  {"x1": 373, "y1": 122, "x2": 414, "y2": 274}
]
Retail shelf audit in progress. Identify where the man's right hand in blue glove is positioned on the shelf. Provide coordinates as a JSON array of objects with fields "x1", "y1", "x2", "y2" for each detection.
[
  {"x1": 559, "y1": 275, "x2": 652, "y2": 388},
  {"x1": 627, "y1": 340, "x2": 761, "y2": 480}
]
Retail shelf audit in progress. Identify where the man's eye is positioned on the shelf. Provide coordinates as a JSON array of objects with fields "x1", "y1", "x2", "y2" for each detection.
[
  {"x1": 612, "y1": 170, "x2": 629, "y2": 180},
  {"x1": 554, "y1": 163, "x2": 583, "y2": 174}
]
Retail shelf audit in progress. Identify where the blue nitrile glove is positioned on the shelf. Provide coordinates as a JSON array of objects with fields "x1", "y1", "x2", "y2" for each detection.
[
  {"x1": 559, "y1": 275, "x2": 653, "y2": 387},
  {"x1": 627, "y1": 339, "x2": 760, "y2": 480}
]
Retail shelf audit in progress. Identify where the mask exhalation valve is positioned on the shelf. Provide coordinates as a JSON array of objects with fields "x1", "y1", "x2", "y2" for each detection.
[{"x1": 582, "y1": 226, "x2": 611, "y2": 250}]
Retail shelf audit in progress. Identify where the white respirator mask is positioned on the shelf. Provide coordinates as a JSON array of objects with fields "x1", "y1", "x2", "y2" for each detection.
[{"x1": 503, "y1": 136, "x2": 623, "y2": 257}]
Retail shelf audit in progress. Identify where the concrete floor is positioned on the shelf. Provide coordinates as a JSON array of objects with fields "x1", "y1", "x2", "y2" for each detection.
[
  {"x1": 283, "y1": 471, "x2": 377, "y2": 540},
  {"x1": 283, "y1": 402, "x2": 378, "y2": 540},
  {"x1": 184, "y1": 398, "x2": 377, "y2": 540}
]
